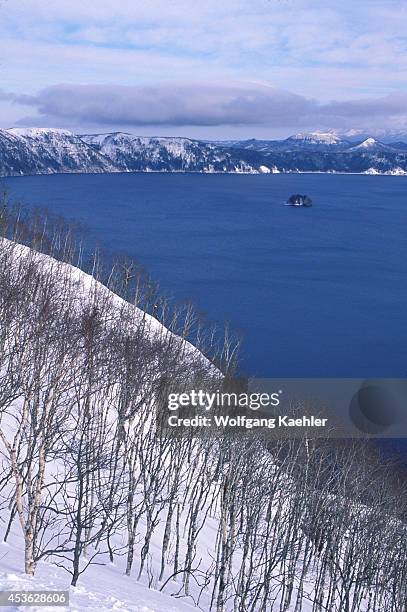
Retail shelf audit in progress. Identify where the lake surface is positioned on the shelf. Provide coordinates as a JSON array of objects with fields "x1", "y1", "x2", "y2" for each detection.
[{"x1": 4, "y1": 172, "x2": 407, "y2": 378}]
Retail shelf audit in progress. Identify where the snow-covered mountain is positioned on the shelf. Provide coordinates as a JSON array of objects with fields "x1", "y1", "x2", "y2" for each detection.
[
  {"x1": 286, "y1": 130, "x2": 344, "y2": 146},
  {"x1": 81, "y1": 132, "x2": 257, "y2": 173},
  {"x1": 349, "y1": 137, "x2": 396, "y2": 152},
  {"x1": 1, "y1": 127, "x2": 407, "y2": 176},
  {"x1": 0, "y1": 128, "x2": 115, "y2": 176},
  {"x1": 218, "y1": 133, "x2": 407, "y2": 173},
  {"x1": 222, "y1": 131, "x2": 351, "y2": 153},
  {"x1": 0, "y1": 128, "x2": 258, "y2": 176}
]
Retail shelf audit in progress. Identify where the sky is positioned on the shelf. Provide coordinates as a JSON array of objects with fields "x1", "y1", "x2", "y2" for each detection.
[{"x1": 0, "y1": 0, "x2": 407, "y2": 139}]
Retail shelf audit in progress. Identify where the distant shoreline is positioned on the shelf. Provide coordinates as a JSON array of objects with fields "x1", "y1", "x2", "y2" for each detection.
[{"x1": 2, "y1": 169, "x2": 406, "y2": 179}]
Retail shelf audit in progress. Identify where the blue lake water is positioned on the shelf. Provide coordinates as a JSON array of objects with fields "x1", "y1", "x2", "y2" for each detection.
[{"x1": 3, "y1": 172, "x2": 407, "y2": 378}]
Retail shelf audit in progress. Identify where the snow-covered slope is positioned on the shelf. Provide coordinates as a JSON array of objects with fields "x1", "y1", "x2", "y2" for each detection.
[
  {"x1": 350, "y1": 137, "x2": 395, "y2": 151},
  {"x1": 0, "y1": 538, "x2": 198, "y2": 612},
  {"x1": 1, "y1": 237, "x2": 406, "y2": 611},
  {"x1": 0, "y1": 236, "x2": 209, "y2": 365},
  {"x1": 0, "y1": 128, "x2": 116, "y2": 176},
  {"x1": 81, "y1": 132, "x2": 257, "y2": 173},
  {"x1": 0, "y1": 129, "x2": 258, "y2": 176},
  {"x1": 0, "y1": 238, "x2": 218, "y2": 611}
]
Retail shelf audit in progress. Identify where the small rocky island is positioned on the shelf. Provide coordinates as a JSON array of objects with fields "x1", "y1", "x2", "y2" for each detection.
[{"x1": 285, "y1": 194, "x2": 313, "y2": 207}]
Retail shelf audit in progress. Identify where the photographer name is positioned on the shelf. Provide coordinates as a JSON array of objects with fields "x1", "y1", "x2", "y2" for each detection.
[{"x1": 167, "y1": 414, "x2": 328, "y2": 429}]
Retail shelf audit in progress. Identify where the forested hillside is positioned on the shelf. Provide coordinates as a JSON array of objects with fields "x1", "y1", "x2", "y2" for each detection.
[{"x1": 0, "y1": 204, "x2": 406, "y2": 611}]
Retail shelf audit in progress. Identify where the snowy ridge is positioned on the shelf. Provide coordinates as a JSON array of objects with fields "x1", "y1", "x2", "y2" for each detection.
[
  {"x1": 0, "y1": 128, "x2": 116, "y2": 176},
  {"x1": 354, "y1": 137, "x2": 379, "y2": 149},
  {"x1": 0, "y1": 237, "x2": 208, "y2": 362},
  {"x1": 0, "y1": 129, "x2": 259, "y2": 176},
  {"x1": 81, "y1": 132, "x2": 258, "y2": 173},
  {"x1": 350, "y1": 137, "x2": 395, "y2": 151},
  {"x1": 221, "y1": 132, "x2": 407, "y2": 173},
  {"x1": 289, "y1": 131, "x2": 342, "y2": 145},
  {"x1": 1, "y1": 127, "x2": 407, "y2": 176},
  {"x1": 7, "y1": 128, "x2": 74, "y2": 138}
]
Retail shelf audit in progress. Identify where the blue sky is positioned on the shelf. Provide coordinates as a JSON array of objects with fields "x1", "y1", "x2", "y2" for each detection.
[{"x1": 0, "y1": 0, "x2": 406, "y2": 138}]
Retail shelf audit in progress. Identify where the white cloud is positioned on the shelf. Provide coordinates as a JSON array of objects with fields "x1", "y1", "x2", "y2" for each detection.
[
  {"x1": 1, "y1": 0, "x2": 406, "y2": 89},
  {"x1": 7, "y1": 82, "x2": 407, "y2": 132}
]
